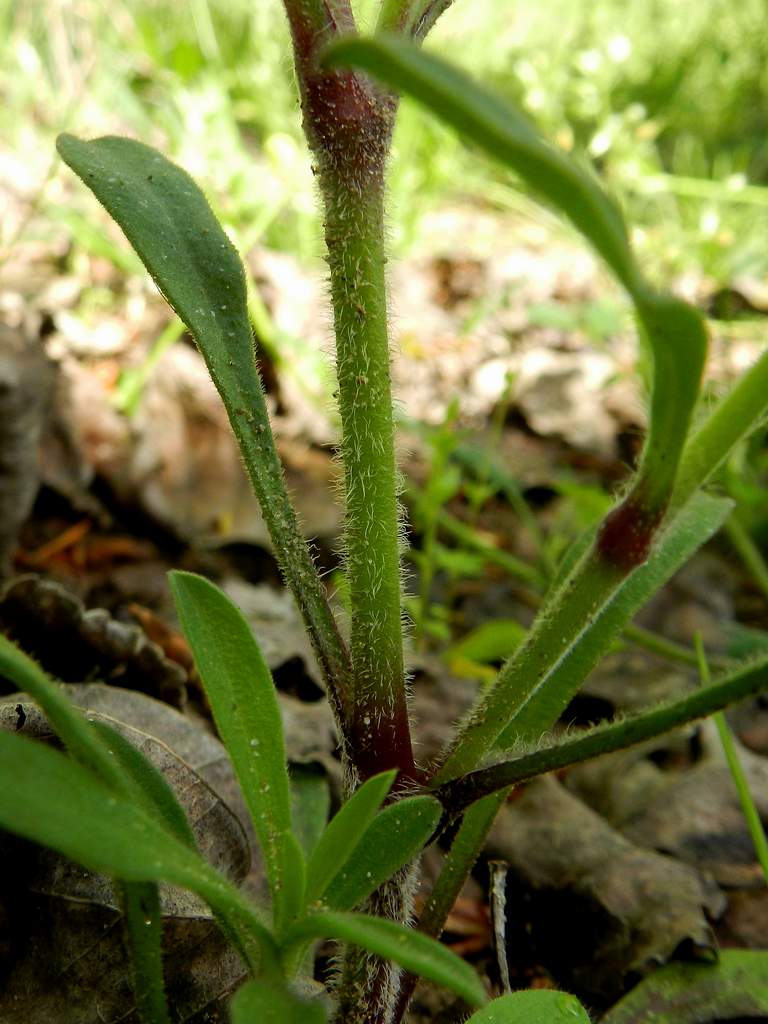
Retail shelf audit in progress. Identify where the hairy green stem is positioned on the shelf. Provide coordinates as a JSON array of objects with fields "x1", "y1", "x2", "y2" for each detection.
[
  {"x1": 321, "y1": 163, "x2": 413, "y2": 778},
  {"x1": 283, "y1": 10, "x2": 414, "y2": 779},
  {"x1": 281, "y1": 10, "x2": 416, "y2": 1020}
]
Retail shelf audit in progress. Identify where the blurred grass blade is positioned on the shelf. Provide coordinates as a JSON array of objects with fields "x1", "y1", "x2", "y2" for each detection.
[
  {"x1": 0, "y1": 728, "x2": 277, "y2": 973},
  {"x1": 444, "y1": 620, "x2": 527, "y2": 668},
  {"x1": 56, "y1": 133, "x2": 352, "y2": 729},
  {"x1": 466, "y1": 990, "x2": 591, "y2": 1023},
  {"x1": 323, "y1": 34, "x2": 639, "y2": 293},
  {"x1": 323, "y1": 795, "x2": 441, "y2": 911},
  {"x1": 288, "y1": 911, "x2": 487, "y2": 1008},
  {"x1": 169, "y1": 570, "x2": 299, "y2": 931},
  {"x1": 230, "y1": 979, "x2": 327, "y2": 1023},
  {"x1": 304, "y1": 769, "x2": 396, "y2": 905},
  {"x1": 695, "y1": 636, "x2": 768, "y2": 885},
  {"x1": 119, "y1": 881, "x2": 171, "y2": 1024}
]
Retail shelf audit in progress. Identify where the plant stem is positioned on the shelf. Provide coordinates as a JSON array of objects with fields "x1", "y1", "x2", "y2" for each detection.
[
  {"x1": 119, "y1": 882, "x2": 171, "y2": 1024},
  {"x1": 282, "y1": 4, "x2": 414, "y2": 782},
  {"x1": 281, "y1": 10, "x2": 418, "y2": 1021},
  {"x1": 377, "y1": 0, "x2": 458, "y2": 37},
  {"x1": 323, "y1": 166, "x2": 412, "y2": 777}
]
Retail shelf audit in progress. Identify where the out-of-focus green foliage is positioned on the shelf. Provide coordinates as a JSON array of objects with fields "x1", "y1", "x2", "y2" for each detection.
[{"x1": 3, "y1": 0, "x2": 768, "y2": 279}]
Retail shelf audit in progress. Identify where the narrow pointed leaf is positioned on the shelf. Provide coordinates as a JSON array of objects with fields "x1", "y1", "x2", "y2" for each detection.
[
  {"x1": 498, "y1": 491, "x2": 732, "y2": 745},
  {"x1": 672, "y1": 346, "x2": 768, "y2": 509},
  {"x1": 0, "y1": 635, "x2": 197, "y2": 850},
  {"x1": 0, "y1": 729, "x2": 276, "y2": 971},
  {"x1": 169, "y1": 570, "x2": 299, "y2": 930},
  {"x1": 466, "y1": 990, "x2": 591, "y2": 1023},
  {"x1": 288, "y1": 911, "x2": 487, "y2": 1008},
  {"x1": 56, "y1": 132, "x2": 352, "y2": 733},
  {"x1": 436, "y1": 651, "x2": 768, "y2": 813},
  {"x1": 230, "y1": 979, "x2": 327, "y2": 1024},
  {"x1": 436, "y1": 491, "x2": 731, "y2": 782},
  {"x1": 305, "y1": 769, "x2": 396, "y2": 905},
  {"x1": 323, "y1": 795, "x2": 441, "y2": 911}
]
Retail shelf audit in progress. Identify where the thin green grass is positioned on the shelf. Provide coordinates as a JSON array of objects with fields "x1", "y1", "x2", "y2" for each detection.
[{"x1": 695, "y1": 634, "x2": 768, "y2": 886}]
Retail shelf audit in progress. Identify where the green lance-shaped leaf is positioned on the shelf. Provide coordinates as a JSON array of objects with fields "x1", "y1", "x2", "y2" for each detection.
[
  {"x1": 672, "y1": 345, "x2": 768, "y2": 510},
  {"x1": 0, "y1": 635, "x2": 196, "y2": 844},
  {"x1": 600, "y1": 950, "x2": 768, "y2": 1024},
  {"x1": 434, "y1": 491, "x2": 731, "y2": 784},
  {"x1": 304, "y1": 768, "x2": 396, "y2": 905},
  {"x1": 435, "y1": 652, "x2": 768, "y2": 814},
  {"x1": 323, "y1": 795, "x2": 441, "y2": 911},
  {"x1": 55, "y1": 133, "x2": 352, "y2": 720},
  {"x1": 0, "y1": 728, "x2": 278, "y2": 974},
  {"x1": 0, "y1": 637, "x2": 194, "y2": 1022},
  {"x1": 230, "y1": 979, "x2": 328, "y2": 1024},
  {"x1": 169, "y1": 570, "x2": 301, "y2": 932},
  {"x1": 465, "y1": 990, "x2": 591, "y2": 1023},
  {"x1": 496, "y1": 490, "x2": 732, "y2": 747},
  {"x1": 287, "y1": 911, "x2": 487, "y2": 1008}
]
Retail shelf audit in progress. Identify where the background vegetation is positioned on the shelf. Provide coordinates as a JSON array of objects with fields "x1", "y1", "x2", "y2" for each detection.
[{"x1": 3, "y1": 0, "x2": 768, "y2": 283}]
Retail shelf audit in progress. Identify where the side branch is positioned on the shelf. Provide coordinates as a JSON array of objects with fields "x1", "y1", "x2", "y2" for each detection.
[{"x1": 433, "y1": 655, "x2": 768, "y2": 821}]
